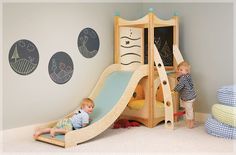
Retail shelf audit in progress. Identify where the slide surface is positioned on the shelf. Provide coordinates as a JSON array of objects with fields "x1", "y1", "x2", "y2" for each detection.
[{"x1": 36, "y1": 64, "x2": 148, "y2": 147}]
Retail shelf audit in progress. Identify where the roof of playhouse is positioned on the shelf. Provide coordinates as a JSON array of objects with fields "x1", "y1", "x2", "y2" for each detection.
[{"x1": 115, "y1": 12, "x2": 179, "y2": 28}]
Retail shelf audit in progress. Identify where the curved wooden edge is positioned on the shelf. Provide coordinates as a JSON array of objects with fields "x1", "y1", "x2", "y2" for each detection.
[
  {"x1": 34, "y1": 64, "x2": 122, "y2": 130},
  {"x1": 36, "y1": 136, "x2": 65, "y2": 147},
  {"x1": 154, "y1": 45, "x2": 174, "y2": 129},
  {"x1": 121, "y1": 77, "x2": 149, "y2": 121},
  {"x1": 64, "y1": 65, "x2": 149, "y2": 148},
  {"x1": 153, "y1": 117, "x2": 165, "y2": 126},
  {"x1": 116, "y1": 13, "x2": 178, "y2": 28},
  {"x1": 117, "y1": 14, "x2": 149, "y2": 26},
  {"x1": 153, "y1": 15, "x2": 177, "y2": 27},
  {"x1": 173, "y1": 45, "x2": 184, "y2": 64}
]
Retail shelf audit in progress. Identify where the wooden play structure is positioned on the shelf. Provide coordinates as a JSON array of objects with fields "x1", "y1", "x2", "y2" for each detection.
[
  {"x1": 34, "y1": 12, "x2": 185, "y2": 148},
  {"x1": 115, "y1": 12, "x2": 184, "y2": 129}
]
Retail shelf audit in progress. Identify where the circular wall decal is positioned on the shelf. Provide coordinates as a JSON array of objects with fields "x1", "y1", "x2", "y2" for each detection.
[
  {"x1": 48, "y1": 52, "x2": 73, "y2": 84},
  {"x1": 77, "y1": 27, "x2": 100, "y2": 58},
  {"x1": 8, "y1": 39, "x2": 39, "y2": 75}
]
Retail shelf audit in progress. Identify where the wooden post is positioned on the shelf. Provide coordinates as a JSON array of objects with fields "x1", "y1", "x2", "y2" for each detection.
[
  {"x1": 173, "y1": 16, "x2": 179, "y2": 69},
  {"x1": 148, "y1": 13, "x2": 154, "y2": 127},
  {"x1": 114, "y1": 16, "x2": 120, "y2": 64},
  {"x1": 153, "y1": 45, "x2": 174, "y2": 129},
  {"x1": 173, "y1": 16, "x2": 179, "y2": 47},
  {"x1": 172, "y1": 16, "x2": 180, "y2": 123}
]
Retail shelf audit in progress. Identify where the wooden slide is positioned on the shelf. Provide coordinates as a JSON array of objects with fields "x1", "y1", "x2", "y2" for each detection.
[{"x1": 35, "y1": 64, "x2": 148, "y2": 148}]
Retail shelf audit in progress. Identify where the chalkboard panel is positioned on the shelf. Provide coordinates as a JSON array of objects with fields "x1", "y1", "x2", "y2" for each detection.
[
  {"x1": 144, "y1": 26, "x2": 173, "y2": 66},
  {"x1": 48, "y1": 52, "x2": 73, "y2": 84},
  {"x1": 77, "y1": 27, "x2": 99, "y2": 58},
  {"x1": 8, "y1": 39, "x2": 39, "y2": 75}
]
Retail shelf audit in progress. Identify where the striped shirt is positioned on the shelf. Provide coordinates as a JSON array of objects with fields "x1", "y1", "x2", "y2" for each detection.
[{"x1": 174, "y1": 73, "x2": 197, "y2": 101}]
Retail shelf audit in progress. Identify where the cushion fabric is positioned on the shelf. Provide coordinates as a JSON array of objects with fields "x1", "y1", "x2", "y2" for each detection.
[
  {"x1": 217, "y1": 85, "x2": 236, "y2": 106},
  {"x1": 205, "y1": 115, "x2": 236, "y2": 139},
  {"x1": 127, "y1": 100, "x2": 164, "y2": 110},
  {"x1": 128, "y1": 99, "x2": 145, "y2": 110},
  {"x1": 212, "y1": 104, "x2": 236, "y2": 127}
]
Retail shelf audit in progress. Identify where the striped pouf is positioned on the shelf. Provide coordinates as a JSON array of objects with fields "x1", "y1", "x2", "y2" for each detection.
[
  {"x1": 217, "y1": 85, "x2": 236, "y2": 107},
  {"x1": 212, "y1": 104, "x2": 236, "y2": 127},
  {"x1": 205, "y1": 115, "x2": 236, "y2": 139}
]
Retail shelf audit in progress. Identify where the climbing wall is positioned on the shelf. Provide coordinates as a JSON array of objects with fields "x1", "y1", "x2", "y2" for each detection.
[{"x1": 119, "y1": 27, "x2": 143, "y2": 71}]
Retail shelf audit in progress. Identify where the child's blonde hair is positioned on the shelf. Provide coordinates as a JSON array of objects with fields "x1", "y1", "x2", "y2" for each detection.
[
  {"x1": 80, "y1": 98, "x2": 95, "y2": 109},
  {"x1": 177, "y1": 61, "x2": 191, "y2": 73}
]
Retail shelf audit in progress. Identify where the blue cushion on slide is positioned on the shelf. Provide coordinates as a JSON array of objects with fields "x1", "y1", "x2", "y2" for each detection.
[
  {"x1": 205, "y1": 115, "x2": 236, "y2": 139},
  {"x1": 217, "y1": 85, "x2": 236, "y2": 106}
]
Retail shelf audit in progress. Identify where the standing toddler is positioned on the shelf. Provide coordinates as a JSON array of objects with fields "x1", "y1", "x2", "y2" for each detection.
[{"x1": 174, "y1": 61, "x2": 197, "y2": 128}]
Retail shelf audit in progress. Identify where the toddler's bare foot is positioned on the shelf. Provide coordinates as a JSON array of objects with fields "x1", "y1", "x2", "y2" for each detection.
[
  {"x1": 50, "y1": 129, "x2": 55, "y2": 138},
  {"x1": 185, "y1": 120, "x2": 191, "y2": 128},
  {"x1": 193, "y1": 121, "x2": 200, "y2": 128},
  {"x1": 188, "y1": 125, "x2": 194, "y2": 129},
  {"x1": 33, "y1": 131, "x2": 41, "y2": 139},
  {"x1": 188, "y1": 120, "x2": 195, "y2": 129}
]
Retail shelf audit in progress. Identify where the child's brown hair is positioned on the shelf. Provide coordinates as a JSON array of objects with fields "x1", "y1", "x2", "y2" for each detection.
[
  {"x1": 80, "y1": 98, "x2": 95, "y2": 109},
  {"x1": 177, "y1": 61, "x2": 191, "y2": 73}
]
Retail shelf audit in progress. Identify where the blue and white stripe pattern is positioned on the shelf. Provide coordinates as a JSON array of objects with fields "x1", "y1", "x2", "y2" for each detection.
[
  {"x1": 174, "y1": 73, "x2": 196, "y2": 101},
  {"x1": 205, "y1": 115, "x2": 236, "y2": 139},
  {"x1": 217, "y1": 85, "x2": 236, "y2": 106}
]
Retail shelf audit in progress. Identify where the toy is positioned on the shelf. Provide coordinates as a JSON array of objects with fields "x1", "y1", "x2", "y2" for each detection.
[
  {"x1": 112, "y1": 119, "x2": 140, "y2": 129},
  {"x1": 115, "y1": 13, "x2": 184, "y2": 128},
  {"x1": 35, "y1": 12, "x2": 185, "y2": 148}
]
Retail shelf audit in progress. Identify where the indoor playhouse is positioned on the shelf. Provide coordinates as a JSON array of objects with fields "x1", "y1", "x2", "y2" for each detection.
[{"x1": 35, "y1": 12, "x2": 185, "y2": 148}]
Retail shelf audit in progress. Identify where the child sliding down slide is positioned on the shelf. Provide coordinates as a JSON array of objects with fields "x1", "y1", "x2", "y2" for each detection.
[{"x1": 33, "y1": 98, "x2": 95, "y2": 138}]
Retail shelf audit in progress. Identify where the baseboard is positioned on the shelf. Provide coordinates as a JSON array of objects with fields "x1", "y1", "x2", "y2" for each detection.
[{"x1": 195, "y1": 112, "x2": 210, "y2": 123}]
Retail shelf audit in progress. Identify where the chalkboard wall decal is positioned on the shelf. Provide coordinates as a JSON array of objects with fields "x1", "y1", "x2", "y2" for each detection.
[
  {"x1": 77, "y1": 27, "x2": 99, "y2": 58},
  {"x1": 144, "y1": 26, "x2": 173, "y2": 66},
  {"x1": 8, "y1": 39, "x2": 39, "y2": 75},
  {"x1": 48, "y1": 52, "x2": 73, "y2": 84}
]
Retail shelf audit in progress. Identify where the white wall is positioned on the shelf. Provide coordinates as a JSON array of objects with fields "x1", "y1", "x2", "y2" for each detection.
[
  {"x1": 142, "y1": 3, "x2": 233, "y2": 113},
  {"x1": 0, "y1": 2, "x2": 3, "y2": 131},
  {"x1": 3, "y1": 3, "x2": 142, "y2": 129},
  {"x1": 3, "y1": 2, "x2": 234, "y2": 129}
]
